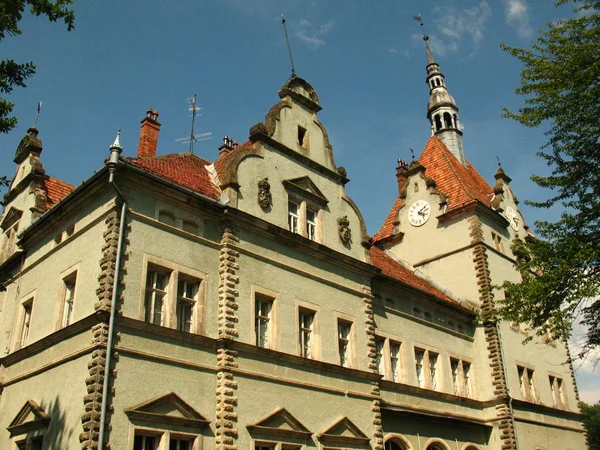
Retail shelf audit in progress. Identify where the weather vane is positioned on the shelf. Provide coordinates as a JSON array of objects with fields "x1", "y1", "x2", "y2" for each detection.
[
  {"x1": 281, "y1": 15, "x2": 297, "y2": 78},
  {"x1": 496, "y1": 155, "x2": 502, "y2": 167},
  {"x1": 34, "y1": 101, "x2": 42, "y2": 127},
  {"x1": 175, "y1": 94, "x2": 212, "y2": 154},
  {"x1": 410, "y1": 148, "x2": 415, "y2": 160}
]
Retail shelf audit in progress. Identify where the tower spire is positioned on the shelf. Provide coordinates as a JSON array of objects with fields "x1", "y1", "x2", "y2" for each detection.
[{"x1": 416, "y1": 16, "x2": 466, "y2": 166}]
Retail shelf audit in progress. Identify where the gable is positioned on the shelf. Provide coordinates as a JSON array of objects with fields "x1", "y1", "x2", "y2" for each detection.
[
  {"x1": 317, "y1": 416, "x2": 370, "y2": 447},
  {"x1": 124, "y1": 392, "x2": 210, "y2": 429},
  {"x1": 7, "y1": 400, "x2": 50, "y2": 437},
  {"x1": 1, "y1": 207, "x2": 23, "y2": 231},
  {"x1": 283, "y1": 176, "x2": 328, "y2": 206},
  {"x1": 247, "y1": 407, "x2": 312, "y2": 440}
]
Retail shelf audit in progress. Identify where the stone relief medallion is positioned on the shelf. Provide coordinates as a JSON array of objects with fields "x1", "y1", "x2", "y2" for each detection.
[
  {"x1": 338, "y1": 215, "x2": 351, "y2": 244},
  {"x1": 258, "y1": 178, "x2": 272, "y2": 209}
]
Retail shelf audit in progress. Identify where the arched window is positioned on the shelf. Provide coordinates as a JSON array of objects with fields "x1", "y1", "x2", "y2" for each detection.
[
  {"x1": 425, "y1": 441, "x2": 450, "y2": 450},
  {"x1": 443, "y1": 112, "x2": 452, "y2": 129},
  {"x1": 384, "y1": 436, "x2": 411, "y2": 450},
  {"x1": 182, "y1": 221, "x2": 199, "y2": 235},
  {"x1": 434, "y1": 115, "x2": 442, "y2": 131}
]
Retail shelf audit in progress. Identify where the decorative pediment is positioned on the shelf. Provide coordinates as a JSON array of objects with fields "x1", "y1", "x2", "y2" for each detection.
[
  {"x1": 247, "y1": 407, "x2": 312, "y2": 440},
  {"x1": 0, "y1": 207, "x2": 23, "y2": 231},
  {"x1": 124, "y1": 392, "x2": 210, "y2": 429},
  {"x1": 7, "y1": 400, "x2": 50, "y2": 437},
  {"x1": 317, "y1": 416, "x2": 370, "y2": 447},
  {"x1": 283, "y1": 177, "x2": 328, "y2": 206}
]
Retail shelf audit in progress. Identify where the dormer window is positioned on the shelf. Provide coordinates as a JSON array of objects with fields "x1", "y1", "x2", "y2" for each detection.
[{"x1": 284, "y1": 177, "x2": 327, "y2": 243}]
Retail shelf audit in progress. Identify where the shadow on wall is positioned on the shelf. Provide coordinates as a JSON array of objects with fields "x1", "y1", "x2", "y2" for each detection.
[{"x1": 42, "y1": 397, "x2": 74, "y2": 448}]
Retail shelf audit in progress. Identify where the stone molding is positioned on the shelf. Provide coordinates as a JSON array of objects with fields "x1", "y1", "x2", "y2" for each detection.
[
  {"x1": 216, "y1": 224, "x2": 240, "y2": 450},
  {"x1": 468, "y1": 216, "x2": 516, "y2": 450},
  {"x1": 363, "y1": 286, "x2": 384, "y2": 450},
  {"x1": 79, "y1": 323, "x2": 109, "y2": 449}
]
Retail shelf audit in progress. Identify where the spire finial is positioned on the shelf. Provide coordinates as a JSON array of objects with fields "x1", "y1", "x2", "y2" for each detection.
[
  {"x1": 111, "y1": 129, "x2": 123, "y2": 151},
  {"x1": 496, "y1": 155, "x2": 502, "y2": 167},
  {"x1": 33, "y1": 101, "x2": 42, "y2": 128},
  {"x1": 410, "y1": 148, "x2": 415, "y2": 160},
  {"x1": 281, "y1": 15, "x2": 297, "y2": 78},
  {"x1": 414, "y1": 15, "x2": 435, "y2": 65}
]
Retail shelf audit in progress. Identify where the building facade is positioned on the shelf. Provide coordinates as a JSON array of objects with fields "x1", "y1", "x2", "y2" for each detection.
[{"x1": 0, "y1": 42, "x2": 587, "y2": 450}]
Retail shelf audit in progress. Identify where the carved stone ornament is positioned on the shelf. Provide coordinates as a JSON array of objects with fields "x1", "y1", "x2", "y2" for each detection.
[
  {"x1": 337, "y1": 166, "x2": 347, "y2": 178},
  {"x1": 257, "y1": 177, "x2": 272, "y2": 208},
  {"x1": 338, "y1": 215, "x2": 351, "y2": 244}
]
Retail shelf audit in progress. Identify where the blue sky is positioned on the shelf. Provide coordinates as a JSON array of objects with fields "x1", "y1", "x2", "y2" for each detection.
[{"x1": 1, "y1": 0, "x2": 597, "y2": 402}]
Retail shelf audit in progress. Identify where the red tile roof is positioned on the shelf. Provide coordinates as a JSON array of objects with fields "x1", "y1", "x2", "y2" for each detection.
[
  {"x1": 374, "y1": 137, "x2": 493, "y2": 243},
  {"x1": 123, "y1": 153, "x2": 220, "y2": 200},
  {"x1": 370, "y1": 246, "x2": 471, "y2": 312},
  {"x1": 42, "y1": 176, "x2": 75, "y2": 209}
]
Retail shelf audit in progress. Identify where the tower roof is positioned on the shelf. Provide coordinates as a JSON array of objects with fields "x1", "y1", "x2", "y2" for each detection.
[{"x1": 373, "y1": 137, "x2": 493, "y2": 243}]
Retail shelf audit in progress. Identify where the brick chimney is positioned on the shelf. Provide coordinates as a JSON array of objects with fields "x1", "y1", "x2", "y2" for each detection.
[
  {"x1": 396, "y1": 159, "x2": 409, "y2": 193},
  {"x1": 218, "y1": 135, "x2": 235, "y2": 157},
  {"x1": 138, "y1": 109, "x2": 161, "y2": 158}
]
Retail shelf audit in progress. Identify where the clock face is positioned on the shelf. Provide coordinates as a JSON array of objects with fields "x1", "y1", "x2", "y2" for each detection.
[
  {"x1": 505, "y1": 206, "x2": 520, "y2": 231},
  {"x1": 408, "y1": 200, "x2": 431, "y2": 227}
]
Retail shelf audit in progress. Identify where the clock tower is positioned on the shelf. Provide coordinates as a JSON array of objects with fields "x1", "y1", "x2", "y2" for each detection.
[{"x1": 372, "y1": 32, "x2": 585, "y2": 450}]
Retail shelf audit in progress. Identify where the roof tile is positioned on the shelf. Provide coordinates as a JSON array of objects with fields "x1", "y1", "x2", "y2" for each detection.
[
  {"x1": 374, "y1": 137, "x2": 493, "y2": 242},
  {"x1": 123, "y1": 153, "x2": 220, "y2": 200},
  {"x1": 42, "y1": 176, "x2": 75, "y2": 209}
]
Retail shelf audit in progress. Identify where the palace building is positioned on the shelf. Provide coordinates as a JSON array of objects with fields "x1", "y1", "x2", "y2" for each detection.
[{"x1": 0, "y1": 36, "x2": 586, "y2": 450}]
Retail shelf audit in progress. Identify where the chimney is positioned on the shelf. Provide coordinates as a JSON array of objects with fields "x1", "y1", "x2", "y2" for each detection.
[
  {"x1": 138, "y1": 109, "x2": 161, "y2": 158},
  {"x1": 218, "y1": 135, "x2": 235, "y2": 157},
  {"x1": 396, "y1": 159, "x2": 409, "y2": 194}
]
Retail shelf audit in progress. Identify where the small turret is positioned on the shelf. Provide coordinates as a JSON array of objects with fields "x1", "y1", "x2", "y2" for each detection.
[{"x1": 422, "y1": 35, "x2": 466, "y2": 166}]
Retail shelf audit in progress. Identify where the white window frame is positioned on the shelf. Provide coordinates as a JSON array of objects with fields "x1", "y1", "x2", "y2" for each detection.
[
  {"x1": 140, "y1": 255, "x2": 207, "y2": 334},
  {"x1": 298, "y1": 308, "x2": 315, "y2": 358},
  {"x1": 296, "y1": 300, "x2": 320, "y2": 360},
  {"x1": 375, "y1": 335, "x2": 404, "y2": 383},
  {"x1": 287, "y1": 197, "x2": 321, "y2": 243},
  {"x1": 56, "y1": 265, "x2": 79, "y2": 329},
  {"x1": 335, "y1": 314, "x2": 355, "y2": 368},
  {"x1": 251, "y1": 286, "x2": 279, "y2": 350},
  {"x1": 517, "y1": 364, "x2": 538, "y2": 403},
  {"x1": 414, "y1": 346, "x2": 442, "y2": 391},
  {"x1": 449, "y1": 356, "x2": 473, "y2": 397},
  {"x1": 131, "y1": 427, "x2": 199, "y2": 450},
  {"x1": 16, "y1": 295, "x2": 35, "y2": 350}
]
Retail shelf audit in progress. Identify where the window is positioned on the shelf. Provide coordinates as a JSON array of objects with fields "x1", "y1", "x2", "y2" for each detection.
[
  {"x1": 390, "y1": 341, "x2": 401, "y2": 382},
  {"x1": 62, "y1": 273, "x2": 77, "y2": 327},
  {"x1": 517, "y1": 365, "x2": 537, "y2": 402},
  {"x1": 145, "y1": 269, "x2": 169, "y2": 326},
  {"x1": 450, "y1": 358, "x2": 472, "y2": 397},
  {"x1": 491, "y1": 231, "x2": 505, "y2": 253},
  {"x1": 170, "y1": 437, "x2": 193, "y2": 450},
  {"x1": 177, "y1": 278, "x2": 198, "y2": 333},
  {"x1": 297, "y1": 125, "x2": 308, "y2": 148},
  {"x1": 1, "y1": 209, "x2": 21, "y2": 263},
  {"x1": 16, "y1": 437, "x2": 43, "y2": 450},
  {"x1": 255, "y1": 295, "x2": 273, "y2": 348},
  {"x1": 19, "y1": 299, "x2": 33, "y2": 348},
  {"x1": 549, "y1": 375, "x2": 567, "y2": 409},
  {"x1": 338, "y1": 320, "x2": 352, "y2": 367},
  {"x1": 414, "y1": 347, "x2": 440, "y2": 390},
  {"x1": 142, "y1": 260, "x2": 204, "y2": 333},
  {"x1": 134, "y1": 435, "x2": 157, "y2": 450},
  {"x1": 415, "y1": 349, "x2": 425, "y2": 388},
  {"x1": 376, "y1": 338, "x2": 385, "y2": 375},
  {"x1": 288, "y1": 201, "x2": 299, "y2": 234},
  {"x1": 306, "y1": 208, "x2": 317, "y2": 241},
  {"x1": 429, "y1": 352, "x2": 439, "y2": 390},
  {"x1": 298, "y1": 309, "x2": 315, "y2": 358}
]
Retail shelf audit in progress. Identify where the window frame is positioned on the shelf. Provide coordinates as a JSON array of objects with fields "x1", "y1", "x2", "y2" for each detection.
[
  {"x1": 413, "y1": 346, "x2": 442, "y2": 391},
  {"x1": 449, "y1": 356, "x2": 473, "y2": 398},
  {"x1": 15, "y1": 293, "x2": 35, "y2": 350},
  {"x1": 131, "y1": 427, "x2": 199, "y2": 450},
  {"x1": 549, "y1": 374, "x2": 568, "y2": 409},
  {"x1": 251, "y1": 286, "x2": 279, "y2": 350},
  {"x1": 140, "y1": 255, "x2": 207, "y2": 335},
  {"x1": 517, "y1": 364, "x2": 538, "y2": 403},
  {"x1": 335, "y1": 314, "x2": 355, "y2": 368},
  {"x1": 286, "y1": 197, "x2": 321, "y2": 243},
  {"x1": 374, "y1": 334, "x2": 404, "y2": 383}
]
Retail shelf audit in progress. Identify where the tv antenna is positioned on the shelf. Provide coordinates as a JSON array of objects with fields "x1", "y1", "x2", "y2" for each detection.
[
  {"x1": 281, "y1": 15, "x2": 296, "y2": 78},
  {"x1": 175, "y1": 94, "x2": 212, "y2": 153}
]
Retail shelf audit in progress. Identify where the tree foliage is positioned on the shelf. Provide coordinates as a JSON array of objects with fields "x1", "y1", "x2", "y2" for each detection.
[
  {"x1": 0, "y1": 0, "x2": 74, "y2": 134},
  {"x1": 499, "y1": 0, "x2": 600, "y2": 358},
  {"x1": 581, "y1": 402, "x2": 600, "y2": 450}
]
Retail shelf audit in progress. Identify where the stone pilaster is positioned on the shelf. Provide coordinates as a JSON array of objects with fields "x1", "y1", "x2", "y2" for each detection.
[
  {"x1": 80, "y1": 323, "x2": 109, "y2": 449},
  {"x1": 215, "y1": 224, "x2": 240, "y2": 450},
  {"x1": 469, "y1": 216, "x2": 516, "y2": 450},
  {"x1": 96, "y1": 210, "x2": 120, "y2": 312},
  {"x1": 363, "y1": 286, "x2": 384, "y2": 450}
]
